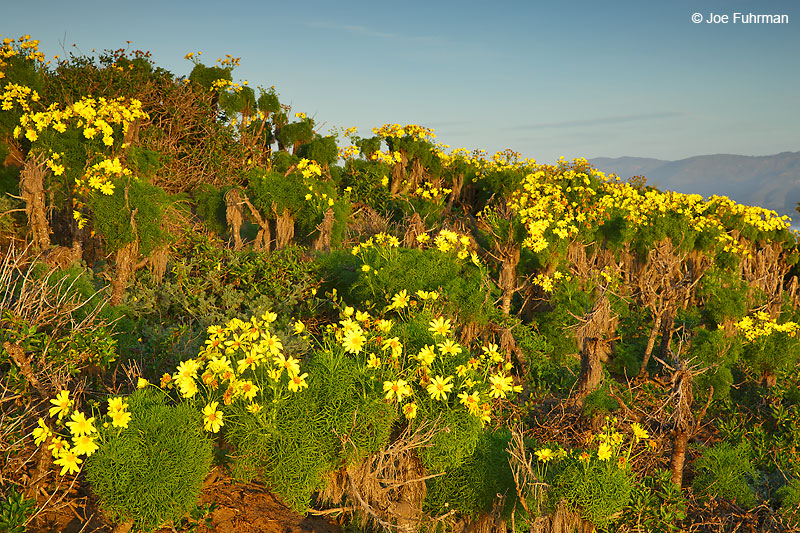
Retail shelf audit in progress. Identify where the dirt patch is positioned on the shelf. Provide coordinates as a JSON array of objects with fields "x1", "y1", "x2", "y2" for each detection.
[{"x1": 190, "y1": 474, "x2": 341, "y2": 533}]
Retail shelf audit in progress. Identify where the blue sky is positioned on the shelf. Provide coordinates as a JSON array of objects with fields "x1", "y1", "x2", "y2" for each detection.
[{"x1": 3, "y1": 0, "x2": 798, "y2": 164}]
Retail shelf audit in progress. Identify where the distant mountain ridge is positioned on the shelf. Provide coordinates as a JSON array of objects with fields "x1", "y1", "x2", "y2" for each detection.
[{"x1": 589, "y1": 152, "x2": 800, "y2": 221}]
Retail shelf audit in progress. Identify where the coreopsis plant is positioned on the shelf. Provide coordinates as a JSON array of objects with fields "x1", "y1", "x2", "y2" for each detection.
[
  {"x1": 84, "y1": 388, "x2": 213, "y2": 532},
  {"x1": 541, "y1": 417, "x2": 650, "y2": 528},
  {"x1": 32, "y1": 390, "x2": 133, "y2": 477}
]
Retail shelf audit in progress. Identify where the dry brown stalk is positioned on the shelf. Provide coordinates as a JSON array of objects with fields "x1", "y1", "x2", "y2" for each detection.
[
  {"x1": 224, "y1": 188, "x2": 245, "y2": 251},
  {"x1": 313, "y1": 207, "x2": 335, "y2": 252},
  {"x1": 319, "y1": 420, "x2": 447, "y2": 532},
  {"x1": 20, "y1": 152, "x2": 50, "y2": 251}
]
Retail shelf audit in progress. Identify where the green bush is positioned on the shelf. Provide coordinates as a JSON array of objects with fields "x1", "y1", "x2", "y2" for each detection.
[
  {"x1": 225, "y1": 346, "x2": 396, "y2": 512},
  {"x1": 85, "y1": 389, "x2": 213, "y2": 531},
  {"x1": 423, "y1": 430, "x2": 515, "y2": 519},
  {"x1": 777, "y1": 478, "x2": 800, "y2": 527},
  {"x1": 619, "y1": 469, "x2": 686, "y2": 533},
  {"x1": 691, "y1": 441, "x2": 757, "y2": 508},
  {"x1": 550, "y1": 454, "x2": 634, "y2": 528}
]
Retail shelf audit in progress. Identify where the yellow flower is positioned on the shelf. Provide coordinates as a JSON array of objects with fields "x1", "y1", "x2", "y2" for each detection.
[
  {"x1": 597, "y1": 442, "x2": 612, "y2": 461},
  {"x1": 71, "y1": 434, "x2": 99, "y2": 457},
  {"x1": 239, "y1": 380, "x2": 258, "y2": 401},
  {"x1": 49, "y1": 390, "x2": 72, "y2": 420},
  {"x1": 488, "y1": 373, "x2": 514, "y2": 399},
  {"x1": 342, "y1": 329, "x2": 366, "y2": 354},
  {"x1": 426, "y1": 375, "x2": 454, "y2": 401},
  {"x1": 403, "y1": 402, "x2": 417, "y2": 420},
  {"x1": 293, "y1": 320, "x2": 306, "y2": 335},
  {"x1": 66, "y1": 411, "x2": 96, "y2": 437},
  {"x1": 383, "y1": 379, "x2": 413, "y2": 402},
  {"x1": 110, "y1": 409, "x2": 131, "y2": 429},
  {"x1": 428, "y1": 317, "x2": 452, "y2": 337},
  {"x1": 631, "y1": 422, "x2": 649, "y2": 441},
  {"x1": 202, "y1": 402, "x2": 224, "y2": 433},
  {"x1": 273, "y1": 353, "x2": 301, "y2": 377},
  {"x1": 33, "y1": 418, "x2": 51, "y2": 446},
  {"x1": 389, "y1": 290, "x2": 410, "y2": 310},
  {"x1": 381, "y1": 337, "x2": 402, "y2": 357},
  {"x1": 178, "y1": 377, "x2": 198, "y2": 398},
  {"x1": 458, "y1": 391, "x2": 481, "y2": 415},
  {"x1": 136, "y1": 377, "x2": 149, "y2": 389},
  {"x1": 437, "y1": 339, "x2": 462, "y2": 356},
  {"x1": 54, "y1": 447, "x2": 83, "y2": 475},
  {"x1": 416, "y1": 345, "x2": 436, "y2": 366},
  {"x1": 288, "y1": 372, "x2": 309, "y2": 392},
  {"x1": 535, "y1": 448, "x2": 554, "y2": 463},
  {"x1": 107, "y1": 397, "x2": 126, "y2": 413},
  {"x1": 247, "y1": 402, "x2": 262, "y2": 414},
  {"x1": 367, "y1": 354, "x2": 381, "y2": 369},
  {"x1": 48, "y1": 436, "x2": 67, "y2": 458}
]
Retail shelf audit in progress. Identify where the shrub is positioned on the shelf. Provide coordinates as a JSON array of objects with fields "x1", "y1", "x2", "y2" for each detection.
[
  {"x1": 549, "y1": 454, "x2": 634, "y2": 528},
  {"x1": 691, "y1": 441, "x2": 757, "y2": 508},
  {"x1": 85, "y1": 388, "x2": 213, "y2": 531},
  {"x1": 423, "y1": 429, "x2": 515, "y2": 519}
]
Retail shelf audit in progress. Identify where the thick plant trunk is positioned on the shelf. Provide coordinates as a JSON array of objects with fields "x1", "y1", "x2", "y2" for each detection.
[
  {"x1": 670, "y1": 429, "x2": 689, "y2": 488},
  {"x1": 576, "y1": 337, "x2": 604, "y2": 399},
  {"x1": 312, "y1": 208, "x2": 335, "y2": 252},
  {"x1": 499, "y1": 246, "x2": 520, "y2": 314},
  {"x1": 21, "y1": 155, "x2": 50, "y2": 250},
  {"x1": 275, "y1": 208, "x2": 294, "y2": 249},
  {"x1": 225, "y1": 189, "x2": 244, "y2": 250}
]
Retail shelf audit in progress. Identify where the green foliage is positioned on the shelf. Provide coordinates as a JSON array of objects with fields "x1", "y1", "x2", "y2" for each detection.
[
  {"x1": 688, "y1": 327, "x2": 739, "y2": 401},
  {"x1": 416, "y1": 405, "x2": 483, "y2": 474},
  {"x1": 0, "y1": 486, "x2": 36, "y2": 533},
  {"x1": 343, "y1": 246, "x2": 491, "y2": 323},
  {"x1": 777, "y1": 478, "x2": 800, "y2": 527},
  {"x1": 88, "y1": 176, "x2": 171, "y2": 255},
  {"x1": 188, "y1": 63, "x2": 231, "y2": 91},
  {"x1": 257, "y1": 87, "x2": 281, "y2": 115},
  {"x1": 618, "y1": 469, "x2": 686, "y2": 533},
  {"x1": 225, "y1": 346, "x2": 397, "y2": 512},
  {"x1": 740, "y1": 328, "x2": 800, "y2": 380},
  {"x1": 276, "y1": 119, "x2": 314, "y2": 150},
  {"x1": 549, "y1": 454, "x2": 634, "y2": 528},
  {"x1": 697, "y1": 268, "x2": 748, "y2": 326},
  {"x1": 691, "y1": 441, "x2": 757, "y2": 508},
  {"x1": 297, "y1": 135, "x2": 338, "y2": 167},
  {"x1": 193, "y1": 184, "x2": 228, "y2": 235},
  {"x1": 423, "y1": 430, "x2": 515, "y2": 518},
  {"x1": 582, "y1": 383, "x2": 620, "y2": 419},
  {"x1": 85, "y1": 389, "x2": 213, "y2": 531},
  {"x1": 126, "y1": 146, "x2": 162, "y2": 180}
]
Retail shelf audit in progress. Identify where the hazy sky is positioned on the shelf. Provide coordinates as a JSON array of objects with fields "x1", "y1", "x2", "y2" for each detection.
[{"x1": 3, "y1": 0, "x2": 798, "y2": 163}]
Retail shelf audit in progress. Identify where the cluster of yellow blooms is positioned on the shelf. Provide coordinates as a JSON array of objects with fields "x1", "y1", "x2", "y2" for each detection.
[
  {"x1": 0, "y1": 35, "x2": 46, "y2": 79},
  {"x1": 372, "y1": 123, "x2": 436, "y2": 141},
  {"x1": 13, "y1": 95, "x2": 148, "y2": 146},
  {"x1": 535, "y1": 417, "x2": 651, "y2": 472},
  {"x1": 368, "y1": 149, "x2": 404, "y2": 165},
  {"x1": 78, "y1": 156, "x2": 130, "y2": 195},
  {"x1": 161, "y1": 312, "x2": 308, "y2": 433},
  {"x1": 734, "y1": 311, "x2": 800, "y2": 342},
  {"x1": 327, "y1": 297, "x2": 521, "y2": 427},
  {"x1": 411, "y1": 181, "x2": 452, "y2": 202},
  {"x1": 338, "y1": 144, "x2": 360, "y2": 159},
  {"x1": 32, "y1": 391, "x2": 131, "y2": 476},
  {"x1": 0, "y1": 82, "x2": 40, "y2": 113},
  {"x1": 297, "y1": 158, "x2": 323, "y2": 179},
  {"x1": 351, "y1": 229, "x2": 480, "y2": 268},
  {"x1": 504, "y1": 157, "x2": 791, "y2": 254}
]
